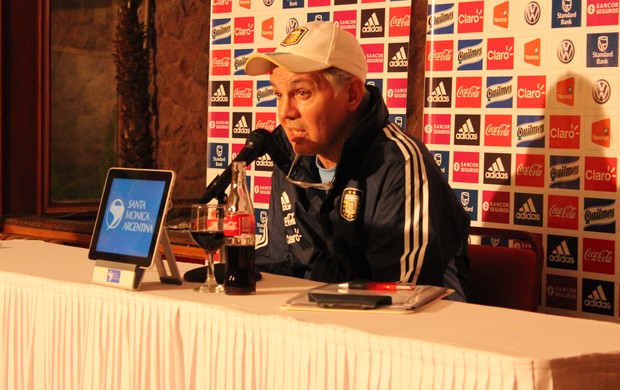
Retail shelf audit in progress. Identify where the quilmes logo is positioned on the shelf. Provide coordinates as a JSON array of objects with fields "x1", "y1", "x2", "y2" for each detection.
[
  {"x1": 457, "y1": 39, "x2": 483, "y2": 70},
  {"x1": 256, "y1": 80, "x2": 276, "y2": 107},
  {"x1": 233, "y1": 48, "x2": 253, "y2": 74},
  {"x1": 427, "y1": 3, "x2": 455, "y2": 35},
  {"x1": 106, "y1": 199, "x2": 125, "y2": 230},
  {"x1": 582, "y1": 279, "x2": 614, "y2": 316},
  {"x1": 516, "y1": 115, "x2": 545, "y2": 148},
  {"x1": 549, "y1": 156, "x2": 580, "y2": 189},
  {"x1": 486, "y1": 77, "x2": 513, "y2": 108},
  {"x1": 547, "y1": 235, "x2": 577, "y2": 270},
  {"x1": 584, "y1": 198, "x2": 616, "y2": 233},
  {"x1": 514, "y1": 193, "x2": 543, "y2": 226},
  {"x1": 424, "y1": 78, "x2": 452, "y2": 107},
  {"x1": 211, "y1": 18, "x2": 232, "y2": 44}
]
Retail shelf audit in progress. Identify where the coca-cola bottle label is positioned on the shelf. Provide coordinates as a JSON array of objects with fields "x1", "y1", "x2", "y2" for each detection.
[{"x1": 224, "y1": 213, "x2": 253, "y2": 236}]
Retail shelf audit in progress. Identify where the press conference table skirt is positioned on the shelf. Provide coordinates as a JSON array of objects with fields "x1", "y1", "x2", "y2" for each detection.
[{"x1": 1, "y1": 239, "x2": 620, "y2": 390}]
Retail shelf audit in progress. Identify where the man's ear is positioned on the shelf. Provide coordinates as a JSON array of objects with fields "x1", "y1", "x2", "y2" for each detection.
[{"x1": 346, "y1": 78, "x2": 367, "y2": 111}]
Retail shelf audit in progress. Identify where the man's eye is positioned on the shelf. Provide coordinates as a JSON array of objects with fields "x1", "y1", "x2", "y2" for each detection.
[{"x1": 296, "y1": 90, "x2": 310, "y2": 98}]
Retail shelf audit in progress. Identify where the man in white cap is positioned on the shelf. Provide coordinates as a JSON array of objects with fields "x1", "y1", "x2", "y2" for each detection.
[{"x1": 245, "y1": 21, "x2": 471, "y2": 301}]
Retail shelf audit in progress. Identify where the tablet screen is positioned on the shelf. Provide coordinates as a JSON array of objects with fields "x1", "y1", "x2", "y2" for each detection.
[{"x1": 88, "y1": 168, "x2": 175, "y2": 268}]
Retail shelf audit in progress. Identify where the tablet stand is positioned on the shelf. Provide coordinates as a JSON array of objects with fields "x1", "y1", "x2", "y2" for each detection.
[{"x1": 92, "y1": 230, "x2": 183, "y2": 290}]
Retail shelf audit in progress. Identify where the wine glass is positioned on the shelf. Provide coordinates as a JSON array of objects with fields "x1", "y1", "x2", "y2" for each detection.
[{"x1": 190, "y1": 203, "x2": 225, "y2": 293}]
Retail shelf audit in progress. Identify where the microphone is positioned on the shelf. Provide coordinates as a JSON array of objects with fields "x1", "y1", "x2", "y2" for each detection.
[{"x1": 199, "y1": 129, "x2": 273, "y2": 204}]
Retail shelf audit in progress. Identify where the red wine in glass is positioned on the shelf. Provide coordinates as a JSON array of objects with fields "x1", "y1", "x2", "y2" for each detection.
[{"x1": 190, "y1": 231, "x2": 224, "y2": 254}]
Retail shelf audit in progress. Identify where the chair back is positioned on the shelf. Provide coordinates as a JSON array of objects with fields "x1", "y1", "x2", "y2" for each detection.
[{"x1": 467, "y1": 227, "x2": 543, "y2": 312}]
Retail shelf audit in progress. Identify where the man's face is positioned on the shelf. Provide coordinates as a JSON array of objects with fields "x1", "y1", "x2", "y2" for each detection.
[{"x1": 270, "y1": 67, "x2": 355, "y2": 161}]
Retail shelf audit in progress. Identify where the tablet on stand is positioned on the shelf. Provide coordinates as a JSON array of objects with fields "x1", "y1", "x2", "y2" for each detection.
[{"x1": 88, "y1": 168, "x2": 182, "y2": 290}]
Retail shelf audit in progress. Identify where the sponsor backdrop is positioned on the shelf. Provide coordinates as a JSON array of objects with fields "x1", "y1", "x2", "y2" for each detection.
[
  {"x1": 206, "y1": 3, "x2": 410, "y2": 267},
  {"x1": 207, "y1": 0, "x2": 619, "y2": 322},
  {"x1": 426, "y1": 0, "x2": 619, "y2": 321}
]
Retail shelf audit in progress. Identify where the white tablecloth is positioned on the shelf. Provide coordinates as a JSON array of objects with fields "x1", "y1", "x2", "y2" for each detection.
[{"x1": 1, "y1": 240, "x2": 620, "y2": 390}]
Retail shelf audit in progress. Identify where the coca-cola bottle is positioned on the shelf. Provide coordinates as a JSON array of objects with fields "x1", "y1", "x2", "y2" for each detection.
[{"x1": 223, "y1": 161, "x2": 256, "y2": 295}]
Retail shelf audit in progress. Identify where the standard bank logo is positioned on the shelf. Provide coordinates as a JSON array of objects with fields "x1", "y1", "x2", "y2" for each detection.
[
  {"x1": 454, "y1": 189, "x2": 477, "y2": 221},
  {"x1": 552, "y1": 0, "x2": 581, "y2": 28},
  {"x1": 209, "y1": 143, "x2": 228, "y2": 169},
  {"x1": 586, "y1": 33, "x2": 618, "y2": 67},
  {"x1": 106, "y1": 199, "x2": 125, "y2": 230},
  {"x1": 432, "y1": 150, "x2": 450, "y2": 179}
]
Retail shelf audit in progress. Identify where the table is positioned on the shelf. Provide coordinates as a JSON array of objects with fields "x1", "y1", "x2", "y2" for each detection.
[{"x1": 1, "y1": 240, "x2": 620, "y2": 390}]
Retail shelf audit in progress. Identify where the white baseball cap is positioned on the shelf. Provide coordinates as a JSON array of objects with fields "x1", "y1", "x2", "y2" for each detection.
[{"x1": 244, "y1": 21, "x2": 368, "y2": 81}]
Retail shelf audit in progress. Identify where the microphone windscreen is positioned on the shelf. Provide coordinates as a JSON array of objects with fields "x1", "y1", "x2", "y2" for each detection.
[{"x1": 245, "y1": 129, "x2": 272, "y2": 155}]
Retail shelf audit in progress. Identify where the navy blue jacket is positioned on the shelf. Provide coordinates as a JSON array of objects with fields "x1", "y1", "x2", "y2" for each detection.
[{"x1": 256, "y1": 86, "x2": 471, "y2": 299}]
